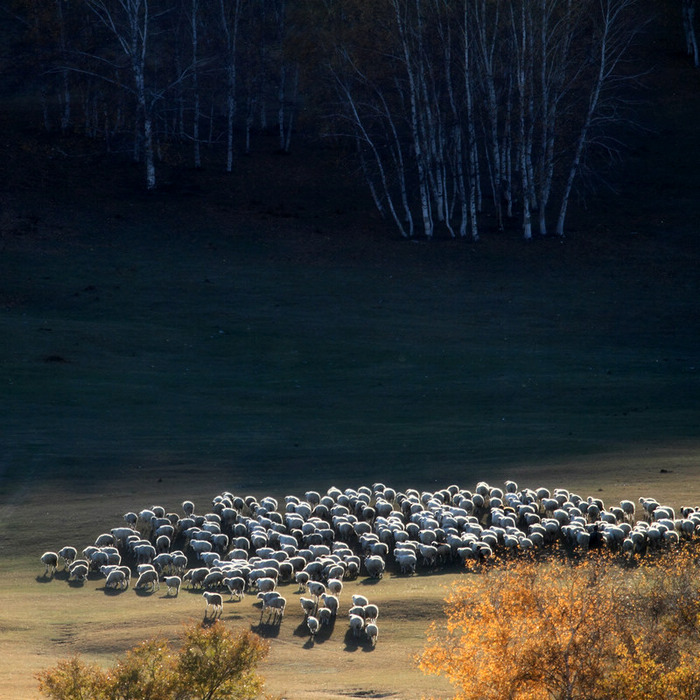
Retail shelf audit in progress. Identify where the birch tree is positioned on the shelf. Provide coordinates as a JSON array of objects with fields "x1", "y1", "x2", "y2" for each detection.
[
  {"x1": 82, "y1": 0, "x2": 163, "y2": 189},
  {"x1": 555, "y1": 0, "x2": 642, "y2": 236}
]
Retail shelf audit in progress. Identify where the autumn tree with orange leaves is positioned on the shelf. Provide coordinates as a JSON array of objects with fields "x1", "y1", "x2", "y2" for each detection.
[{"x1": 419, "y1": 550, "x2": 700, "y2": 700}]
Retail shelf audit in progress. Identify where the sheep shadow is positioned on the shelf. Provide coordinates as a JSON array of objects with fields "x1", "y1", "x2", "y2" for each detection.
[
  {"x1": 67, "y1": 579, "x2": 87, "y2": 588},
  {"x1": 342, "y1": 627, "x2": 364, "y2": 652},
  {"x1": 200, "y1": 615, "x2": 222, "y2": 628},
  {"x1": 250, "y1": 620, "x2": 282, "y2": 639},
  {"x1": 35, "y1": 574, "x2": 55, "y2": 584},
  {"x1": 133, "y1": 586, "x2": 159, "y2": 597},
  {"x1": 359, "y1": 577, "x2": 382, "y2": 587},
  {"x1": 293, "y1": 620, "x2": 311, "y2": 639},
  {"x1": 100, "y1": 586, "x2": 127, "y2": 596}
]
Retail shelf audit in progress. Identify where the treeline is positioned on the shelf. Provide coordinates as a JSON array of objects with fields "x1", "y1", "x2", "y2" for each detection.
[{"x1": 8, "y1": 1, "x2": 694, "y2": 239}]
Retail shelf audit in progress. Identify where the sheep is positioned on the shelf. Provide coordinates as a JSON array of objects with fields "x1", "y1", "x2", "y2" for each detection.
[
  {"x1": 164, "y1": 576, "x2": 182, "y2": 596},
  {"x1": 202, "y1": 591, "x2": 224, "y2": 619},
  {"x1": 256, "y1": 577, "x2": 277, "y2": 594},
  {"x1": 317, "y1": 606, "x2": 333, "y2": 626},
  {"x1": 40, "y1": 552, "x2": 59, "y2": 577},
  {"x1": 57, "y1": 546, "x2": 77, "y2": 569},
  {"x1": 105, "y1": 569, "x2": 128, "y2": 590},
  {"x1": 365, "y1": 622, "x2": 379, "y2": 646},
  {"x1": 223, "y1": 576, "x2": 246, "y2": 601},
  {"x1": 364, "y1": 555, "x2": 385, "y2": 579},
  {"x1": 183, "y1": 567, "x2": 209, "y2": 589},
  {"x1": 349, "y1": 614, "x2": 365, "y2": 638},
  {"x1": 326, "y1": 578, "x2": 343, "y2": 597},
  {"x1": 267, "y1": 595, "x2": 287, "y2": 623},
  {"x1": 134, "y1": 569, "x2": 159, "y2": 592},
  {"x1": 352, "y1": 594, "x2": 369, "y2": 607},
  {"x1": 307, "y1": 580, "x2": 326, "y2": 600},
  {"x1": 68, "y1": 563, "x2": 89, "y2": 582},
  {"x1": 321, "y1": 593, "x2": 340, "y2": 617},
  {"x1": 300, "y1": 596, "x2": 317, "y2": 617},
  {"x1": 363, "y1": 603, "x2": 379, "y2": 624},
  {"x1": 202, "y1": 571, "x2": 224, "y2": 589},
  {"x1": 94, "y1": 533, "x2": 115, "y2": 547},
  {"x1": 306, "y1": 615, "x2": 320, "y2": 638}
]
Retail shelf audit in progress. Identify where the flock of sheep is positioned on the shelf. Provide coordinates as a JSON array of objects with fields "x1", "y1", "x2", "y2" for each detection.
[{"x1": 40, "y1": 479, "x2": 696, "y2": 646}]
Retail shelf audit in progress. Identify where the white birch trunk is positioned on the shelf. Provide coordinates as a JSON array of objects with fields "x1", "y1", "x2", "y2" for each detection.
[
  {"x1": 475, "y1": 0, "x2": 503, "y2": 230},
  {"x1": 394, "y1": 0, "x2": 433, "y2": 238},
  {"x1": 556, "y1": 0, "x2": 618, "y2": 236}
]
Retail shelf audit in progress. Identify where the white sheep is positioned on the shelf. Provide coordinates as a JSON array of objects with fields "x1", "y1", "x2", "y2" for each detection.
[
  {"x1": 326, "y1": 578, "x2": 343, "y2": 597},
  {"x1": 223, "y1": 576, "x2": 246, "y2": 601},
  {"x1": 105, "y1": 569, "x2": 128, "y2": 590},
  {"x1": 363, "y1": 603, "x2": 379, "y2": 624},
  {"x1": 256, "y1": 577, "x2": 277, "y2": 594},
  {"x1": 365, "y1": 622, "x2": 379, "y2": 646},
  {"x1": 202, "y1": 591, "x2": 224, "y2": 619},
  {"x1": 68, "y1": 563, "x2": 89, "y2": 582},
  {"x1": 134, "y1": 569, "x2": 159, "y2": 592},
  {"x1": 164, "y1": 575, "x2": 181, "y2": 596},
  {"x1": 307, "y1": 580, "x2": 326, "y2": 600},
  {"x1": 349, "y1": 614, "x2": 364, "y2": 638},
  {"x1": 40, "y1": 552, "x2": 58, "y2": 577},
  {"x1": 352, "y1": 594, "x2": 369, "y2": 607},
  {"x1": 300, "y1": 596, "x2": 317, "y2": 617},
  {"x1": 267, "y1": 595, "x2": 287, "y2": 623},
  {"x1": 321, "y1": 593, "x2": 339, "y2": 617},
  {"x1": 364, "y1": 555, "x2": 385, "y2": 579},
  {"x1": 57, "y1": 546, "x2": 77, "y2": 569},
  {"x1": 306, "y1": 615, "x2": 320, "y2": 638}
]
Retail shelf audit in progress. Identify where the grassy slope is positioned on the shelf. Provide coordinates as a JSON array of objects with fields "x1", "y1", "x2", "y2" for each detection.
[{"x1": 0, "y1": 2, "x2": 699, "y2": 697}]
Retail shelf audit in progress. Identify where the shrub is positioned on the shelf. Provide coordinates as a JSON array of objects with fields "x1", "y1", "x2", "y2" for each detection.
[{"x1": 37, "y1": 622, "x2": 269, "y2": 700}]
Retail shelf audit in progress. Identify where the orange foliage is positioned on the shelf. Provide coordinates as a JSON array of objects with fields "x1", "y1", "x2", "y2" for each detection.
[{"x1": 419, "y1": 549, "x2": 700, "y2": 700}]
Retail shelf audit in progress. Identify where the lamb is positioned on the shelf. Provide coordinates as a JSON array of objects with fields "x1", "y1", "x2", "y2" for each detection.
[
  {"x1": 40, "y1": 551, "x2": 59, "y2": 577},
  {"x1": 202, "y1": 591, "x2": 224, "y2": 619},
  {"x1": 352, "y1": 594, "x2": 369, "y2": 607},
  {"x1": 164, "y1": 576, "x2": 182, "y2": 596},
  {"x1": 365, "y1": 622, "x2": 379, "y2": 646}
]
